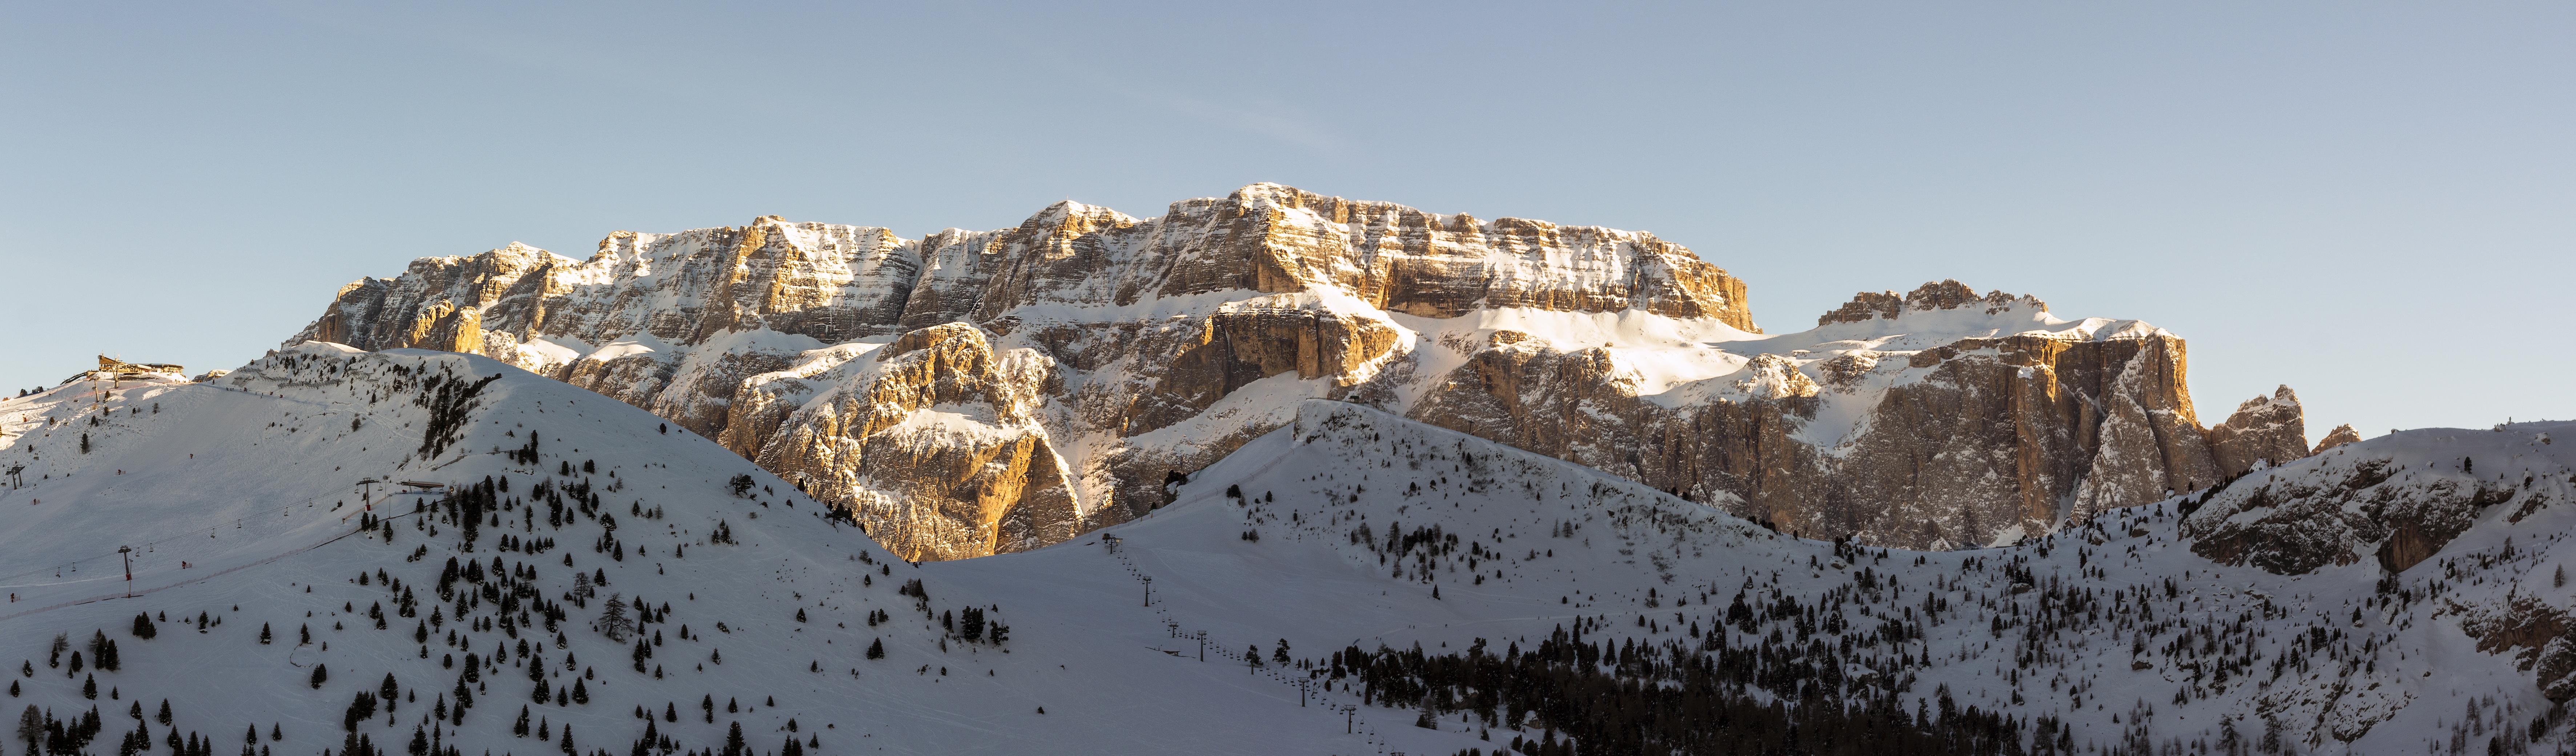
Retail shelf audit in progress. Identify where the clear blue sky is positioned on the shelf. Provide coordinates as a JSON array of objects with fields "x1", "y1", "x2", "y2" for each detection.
[{"x1": 4, "y1": 2, "x2": 2569, "y2": 438}]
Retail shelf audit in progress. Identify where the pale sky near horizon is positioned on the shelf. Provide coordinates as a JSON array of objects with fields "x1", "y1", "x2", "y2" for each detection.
[{"x1": 4, "y1": 2, "x2": 2570, "y2": 440}]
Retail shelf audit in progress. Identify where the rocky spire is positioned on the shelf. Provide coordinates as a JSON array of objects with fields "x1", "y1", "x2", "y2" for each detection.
[
  {"x1": 2311, "y1": 424, "x2": 2363, "y2": 454},
  {"x1": 2206, "y1": 385, "x2": 2312, "y2": 477}
]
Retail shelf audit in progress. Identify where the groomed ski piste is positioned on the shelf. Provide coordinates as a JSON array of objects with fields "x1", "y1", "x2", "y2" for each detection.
[{"x1": 4, "y1": 343, "x2": 2575, "y2": 754}]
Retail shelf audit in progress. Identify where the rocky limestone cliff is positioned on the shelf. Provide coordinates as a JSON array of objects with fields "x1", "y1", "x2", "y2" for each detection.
[
  {"x1": 2205, "y1": 385, "x2": 2312, "y2": 477},
  {"x1": 288, "y1": 187, "x2": 2311, "y2": 559},
  {"x1": 2314, "y1": 423, "x2": 2364, "y2": 453},
  {"x1": 1409, "y1": 281, "x2": 2238, "y2": 548},
  {"x1": 290, "y1": 184, "x2": 1757, "y2": 558},
  {"x1": 726, "y1": 323, "x2": 1078, "y2": 562}
]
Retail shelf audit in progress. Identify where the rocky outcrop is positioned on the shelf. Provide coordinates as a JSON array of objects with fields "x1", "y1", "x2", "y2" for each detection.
[
  {"x1": 2184, "y1": 425, "x2": 2572, "y2": 575},
  {"x1": 730, "y1": 324, "x2": 1078, "y2": 561},
  {"x1": 2206, "y1": 385, "x2": 2311, "y2": 477},
  {"x1": 2455, "y1": 595, "x2": 2576, "y2": 702},
  {"x1": 1815, "y1": 280, "x2": 2047, "y2": 327},
  {"x1": 2314, "y1": 424, "x2": 2364, "y2": 454},
  {"x1": 288, "y1": 184, "x2": 2310, "y2": 558}
]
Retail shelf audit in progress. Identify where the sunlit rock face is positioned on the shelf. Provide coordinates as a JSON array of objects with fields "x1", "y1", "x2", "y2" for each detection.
[
  {"x1": 1406, "y1": 281, "x2": 2256, "y2": 550},
  {"x1": 289, "y1": 187, "x2": 2299, "y2": 557},
  {"x1": 2207, "y1": 385, "x2": 2314, "y2": 478}
]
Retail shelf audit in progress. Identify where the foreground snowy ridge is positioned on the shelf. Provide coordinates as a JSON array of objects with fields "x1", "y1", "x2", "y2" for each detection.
[
  {"x1": 0, "y1": 348, "x2": 1475, "y2": 755},
  {"x1": 7, "y1": 345, "x2": 2566, "y2": 754}
]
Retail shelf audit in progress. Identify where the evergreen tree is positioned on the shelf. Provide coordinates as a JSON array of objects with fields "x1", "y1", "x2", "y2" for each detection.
[
  {"x1": 17, "y1": 705, "x2": 41, "y2": 754},
  {"x1": 865, "y1": 639, "x2": 884, "y2": 660},
  {"x1": 309, "y1": 664, "x2": 328, "y2": 689},
  {"x1": 594, "y1": 595, "x2": 632, "y2": 642},
  {"x1": 719, "y1": 722, "x2": 744, "y2": 756}
]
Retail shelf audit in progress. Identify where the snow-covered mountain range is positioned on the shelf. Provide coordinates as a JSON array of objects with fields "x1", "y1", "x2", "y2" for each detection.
[
  {"x1": 3, "y1": 346, "x2": 2570, "y2": 755},
  {"x1": 281, "y1": 184, "x2": 2342, "y2": 561}
]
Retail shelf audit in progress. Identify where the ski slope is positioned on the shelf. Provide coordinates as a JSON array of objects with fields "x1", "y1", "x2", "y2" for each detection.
[
  {"x1": 4, "y1": 346, "x2": 2573, "y2": 754},
  {"x1": 0, "y1": 348, "x2": 1465, "y2": 756}
]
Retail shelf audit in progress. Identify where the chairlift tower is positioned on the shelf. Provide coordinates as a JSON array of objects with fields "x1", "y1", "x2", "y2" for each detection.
[{"x1": 118, "y1": 546, "x2": 132, "y2": 597}]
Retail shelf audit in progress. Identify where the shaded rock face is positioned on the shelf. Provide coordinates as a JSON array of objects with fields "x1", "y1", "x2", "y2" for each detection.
[
  {"x1": 2183, "y1": 425, "x2": 2570, "y2": 576},
  {"x1": 2206, "y1": 385, "x2": 2312, "y2": 477},
  {"x1": 288, "y1": 186, "x2": 2303, "y2": 558},
  {"x1": 2460, "y1": 597, "x2": 2576, "y2": 703}
]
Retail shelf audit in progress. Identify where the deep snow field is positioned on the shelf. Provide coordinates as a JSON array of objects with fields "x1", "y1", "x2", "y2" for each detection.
[{"x1": 4, "y1": 345, "x2": 2574, "y2": 755}]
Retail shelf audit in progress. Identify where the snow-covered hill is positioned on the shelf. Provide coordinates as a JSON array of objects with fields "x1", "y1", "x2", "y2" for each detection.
[
  {"x1": 5, "y1": 345, "x2": 2568, "y2": 755},
  {"x1": 944, "y1": 402, "x2": 2576, "y2": 754},
  {"x1": 0, "y1": 347, "x2": 1471, "y2": 756}
]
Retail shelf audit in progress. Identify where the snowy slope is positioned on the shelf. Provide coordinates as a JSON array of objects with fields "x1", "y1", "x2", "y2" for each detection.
[
  {"x1": 0, "y1": 348, "x2": 1451, "y2": 756},
  {"x1": 943, "y1": 401, "x2": 2576, "y2": 754},
  {"x1": 3, "y1": 344, "x2": 2564, "y2": 755}
]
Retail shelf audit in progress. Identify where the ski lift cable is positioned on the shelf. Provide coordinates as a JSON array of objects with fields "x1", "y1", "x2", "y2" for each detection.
[{"x1": 0, "y1": 489, "x2": 390, "y2": 584}]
